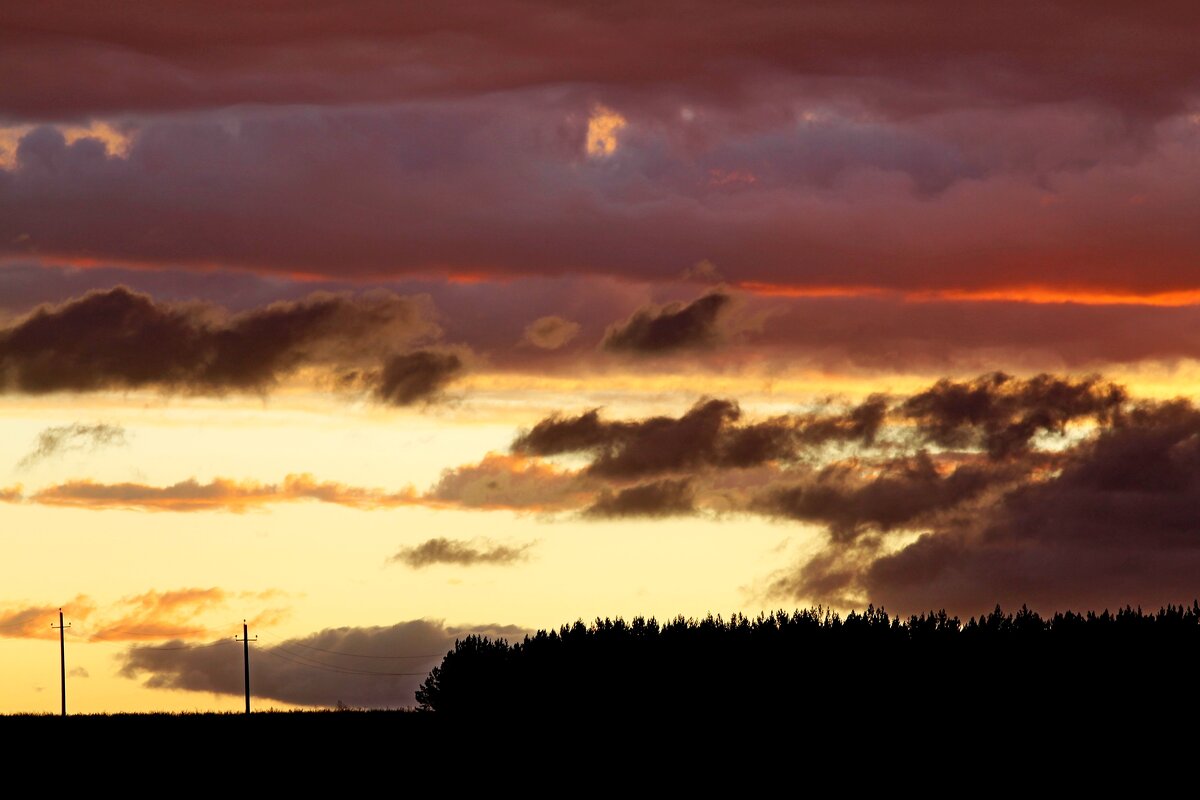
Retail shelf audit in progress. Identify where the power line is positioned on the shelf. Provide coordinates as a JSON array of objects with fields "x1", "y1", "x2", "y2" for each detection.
[
  {"x1": 264, "y1": 636, "x2": 444, "y2": 660},
  {"x1": 258, "y1": 636, "x2": 435, "y2": 674},
  {"x1": 260, "y1": 646, "x2": 427, "y2": 677},
  {"x1": 127, "y1": 639, "x2": 237, "y2": 651},
  {"x1": 265, "y1": 641, "x2": 415, "y2": 675}
]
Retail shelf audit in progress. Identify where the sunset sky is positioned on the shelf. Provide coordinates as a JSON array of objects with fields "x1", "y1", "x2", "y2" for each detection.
[{"x1": 4, "y1": 1, "x2": 1200, "y2": 713}]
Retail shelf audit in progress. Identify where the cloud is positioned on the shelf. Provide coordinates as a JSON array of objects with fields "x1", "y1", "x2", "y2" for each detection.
[
  {"x1": 119, "y1": 619, "x2": 526, "y2": 708},
  {"x1": 24, "y1": 456, "x2": 585, "y2": 514},
  {"x1": 0, "y1": 287, "x2": 438, "y2": 395},
  {"x1": 371, "y1": 350, "x2": 464, "y2": 406},
  {"x1": 900, "y1": 372, "x2": 1126, "y2": 458},
  {"x1": 29, "y1": 475, "x2": 418, "y2": 513},
  {"x1": 512, "y1": 397, "x2": 882, "y2": 479},
  {"x1": 602, "y1": 292, "x2": 733, "y2": 355},
  {"x1": 0, "y1": 485, "x2": 21, "y2": 503},
  {"x1": 390, "y1": 537, "x2": 533, "y2": 568},
  {"x1": 3, "y1": 3, "x2": 1196, "y2": 120},
  {"x1": 760, "y1": 393, "x2": 1200, "y2": 616},
  {"x1": 504, "y1": 372, "x2": 1200, "y2": 614},
  {"x1": 68, "y1": 667, "x2": 89, "y2": 678},
  {"x1": 426, "y1": 454, "x2": 589, "y2": 512},
  {"x1": 0, "y1": 596, "x2": 95, "y2": 640},
  {"x1": 522, "y1": 316, "x2": 580, "y2": 350},
  {"x1": 826, "y1": 402, "x2": 1200, "y2": 615},
  {"x1": 17, "y1": 422, "x2": 127, "y2": 469},
  {"x1": 5, "y1": 98, "x2": 1200, "y2": 298},
  {"x1": 0, "y1": 589, "x2": 288, "y2": 642},
  {"x1": 89, "y1": 588, "x2": 243, "y2": 642},
  {"x1": 585, "y1": 479, "x2": 696, "y2": 518},
  {"x1": 681, "y1": 260, "x2": 724, "y2": 285},
  {"x1": 756, "y1": 453, "x2": 1035, "y2": 543}
]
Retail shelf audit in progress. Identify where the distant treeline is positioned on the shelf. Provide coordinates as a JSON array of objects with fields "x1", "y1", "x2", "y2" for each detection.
[{"x1": 417, "y1": 604, "x2": 1200, "y2": 716}]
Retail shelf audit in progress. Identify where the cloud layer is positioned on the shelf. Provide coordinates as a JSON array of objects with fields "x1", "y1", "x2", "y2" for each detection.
[
  {"x1": 17, "y1": 269, "x2": 1200, "y2": 372},
  {"x1": 4, "y1": 20, "x2": 1200, "y2": 296},
  {"x1": 5, "y1": 3, "x2": 1197, "y2": 120}
]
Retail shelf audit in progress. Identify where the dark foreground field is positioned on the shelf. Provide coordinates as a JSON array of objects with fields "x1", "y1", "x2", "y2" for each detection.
[{"x1": 6, "y1": 604, "x2": 1200, "y2": 756}]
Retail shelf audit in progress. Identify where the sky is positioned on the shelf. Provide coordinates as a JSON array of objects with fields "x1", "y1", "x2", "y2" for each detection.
[{"x1": 3, "y1": 1, "x2": 1200, "y2": 713}]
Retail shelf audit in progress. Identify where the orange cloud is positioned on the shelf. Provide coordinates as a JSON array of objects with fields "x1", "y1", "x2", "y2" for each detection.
[
  {"x1": 425, "y1": 453, "x2": 589, "y2": 512},
  {"x1": 26, "y1": 456, "x2": 587, "y2": 514},
  {"x1": 29, "y1": 475, "x2": 419, "y2": 513},
  {"x1": 0, "y1": 589, "x2": 291, "y2": 642},
  {"x1": 90, "y1": 588, "x2": 230, "y2": 642},
  {"x1": 0, "y1": 595, "x2": 97, "y2": 640}
]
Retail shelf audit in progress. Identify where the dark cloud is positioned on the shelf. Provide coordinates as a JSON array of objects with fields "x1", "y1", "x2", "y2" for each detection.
[
  {"x1": 769, "y1": 397, "x2": 1200, "y2": 616},
  {"x1": 602, "y1": 293, "x2": 732, "y2": 355},
  {"x1": 757, "y1": 453, "x2": 1032, "y2": 542},
  {"x1": 390, "y1": 537, "x2": 533, "y2": 568},
  {"x1": 522, "y1": 315, "x2": 580, "y2": 350},
  {"x1": 512, "y1": 409, "x2": 614, "y2": 456},
  {"x1": 513, "y1": 397, "x2": 884, "y2": 478},
  {"x1": 3, "y1": 2, "x2": 1197, "y2": 120},
  {"x1": 585, "y1": 479, "x2": 696, "y2": 518},
  {"x1": 501, "y1": 372, "x2": 1200, "y2": 614},
  {"x1": 901, "y1": 372, "x2": 1126, "y2": 457},
  {"x1": 17, "y1": 421, "x2": 127, "y2": 469},
  {"x1": 795, "y1": 396, "x2": 888, "y2": 447},
  {"x1": 372, "y1": 350, "x2": 463, "y2": 406},
  {"x1": 0, "y1": 286, "x2": 439, "y2": 396},
  {"x1": 119, "y1": 619, "x2": 525, "y2": 708}
]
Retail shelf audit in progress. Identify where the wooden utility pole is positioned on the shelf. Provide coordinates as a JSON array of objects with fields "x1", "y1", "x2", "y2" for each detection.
[
  {"x1": 51, "y1": 609, "x2": 70, "y2": 716},
  {"x1": 236, "y1": 621, "x2": 256, "y2": 714}
]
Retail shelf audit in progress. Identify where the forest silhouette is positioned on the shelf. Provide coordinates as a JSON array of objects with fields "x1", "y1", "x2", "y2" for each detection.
[{"x1": 417, "y1": 603, "x2": 1200, "y2": 718}]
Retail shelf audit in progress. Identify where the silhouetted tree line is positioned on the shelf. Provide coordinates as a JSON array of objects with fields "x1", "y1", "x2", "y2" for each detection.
[{"x1": 417, "y1": 603, "x2": 1200, "y2": 717}]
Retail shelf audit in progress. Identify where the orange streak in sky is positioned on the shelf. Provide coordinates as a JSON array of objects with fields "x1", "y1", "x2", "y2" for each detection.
[{"x1": 738, "y1": 281, "x2": 1200, "y2": 307}]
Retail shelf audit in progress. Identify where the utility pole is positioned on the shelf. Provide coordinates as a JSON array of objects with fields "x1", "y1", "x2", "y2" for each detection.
[
  {"x1": 236, "y1": 620, "x2": 256, "y2": 715},
  {"x1": 51, "y1": 609, "x2": 70, "y2": 717}
]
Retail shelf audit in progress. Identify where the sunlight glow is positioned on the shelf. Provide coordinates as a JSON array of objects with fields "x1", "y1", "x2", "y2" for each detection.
[{"x1": 585, "y1": 105, "x2": 627, "y2": 157}]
